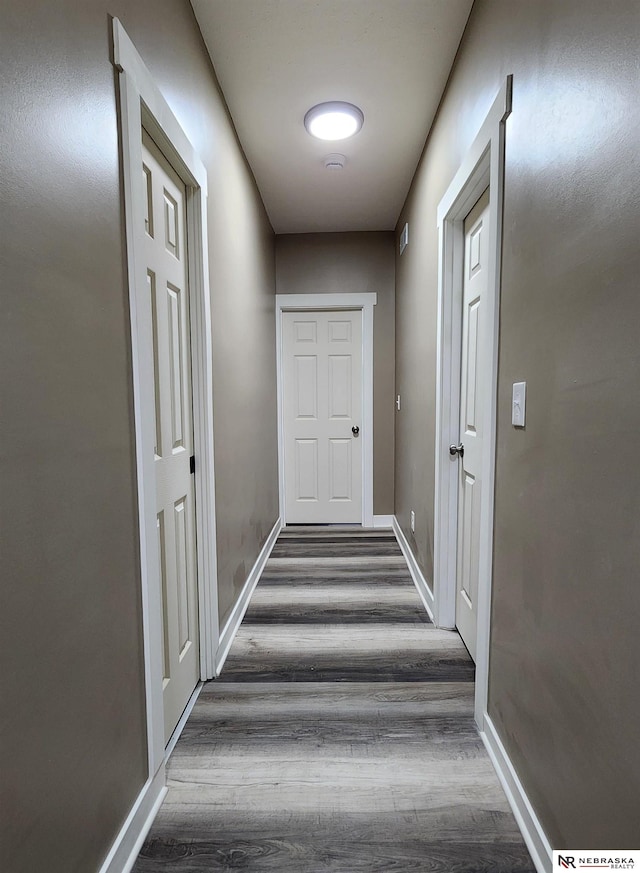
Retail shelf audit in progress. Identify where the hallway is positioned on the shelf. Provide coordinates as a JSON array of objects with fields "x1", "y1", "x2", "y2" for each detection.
[{"x1": 134, "y1": 528, "x2": 534, "y2": 872}]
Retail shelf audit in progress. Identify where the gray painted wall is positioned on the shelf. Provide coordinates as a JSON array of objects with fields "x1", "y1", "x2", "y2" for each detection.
[
  {"x1": 395, "y1": 0, "x2": 640, "y2": 849},
  {"x1": 276, "y1": 233, "x2": 395, "y2": 516},
  {"x1": 0, "y1": 2, "x2": 277, "y2": 870}
]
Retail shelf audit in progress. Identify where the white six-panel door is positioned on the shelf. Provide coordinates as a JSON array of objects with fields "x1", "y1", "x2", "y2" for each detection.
[
  {"x1": 283, "y1": 310, "x2": 363, "y2": 524},
  {"x1": 455, "y1": 189, "x2": 490, "y2": 661},
  {"x1": 142, "y1": 131, "x2": 200, "y2": 742}
]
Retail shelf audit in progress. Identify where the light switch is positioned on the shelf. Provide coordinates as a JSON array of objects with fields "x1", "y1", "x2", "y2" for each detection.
[
  {"x1": 512, "y1": 382, "x2": 526, "y2": 427},
  {"x1": 396, "y1": 394, "x2": 401, "y2": 411}
]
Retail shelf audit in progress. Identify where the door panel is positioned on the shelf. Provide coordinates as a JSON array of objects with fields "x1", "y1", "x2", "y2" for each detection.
[
  {"x1": 455, "y1": 188, "x2": 490, "y2": 661},
  {"x1": 460, "y1": 472, "x2": 481, "y2": 609},
  {"x1": 283, "y1": 310, "x2": 362, "y2": 523},
  {"x1": 156, "y1": 512, "x2": 170, "y2": 685},
  {"x1": 294, "y1": 319, "x2": 317, "y2": 343},
  {"x1": 328, "y1": 319, "x2": 352, "y2": 343},
  {"x1": 294, "y1": 356, "x2": 318, "y2": 418},
  {"x1": 328, "y1": 356, "x2": 352, "y2": 418},
  {"x1": 143, "y1": 164, "x2": 153, "y2": 235},
  {"x1": 295, "y1": 439, "x2": 319, "y2": 501},
  {"x1": 163, "y1": 190, "x2": 179, "y2": 257},
  {"x1": 148, "y1": 270, "x2": 162, "y2": 458},
  {"x1": 329, "y1": 439, "x2": 352, "y2": 501},
  {"x1": 167, "y1": 283, "x2": 185, "y2": 450},
  {"x1": 173, "y1": 498, "x2": 190, "y2": 652},
  {"x1": 464, "y1": 299, "x2": 480, "y2": 433},
  {"x1": 143, "y1": 129, "x2": 199, "y2": 743}
]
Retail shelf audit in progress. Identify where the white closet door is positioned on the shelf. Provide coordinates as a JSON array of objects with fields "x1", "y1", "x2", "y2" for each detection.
[
  {"x1": 455, "y1": 188, "x2": 490, "y2": 662},
  {"x1": 283, "y1": 310, "x2": 363, "y2": 524},
  {"x1": 142, "y1": 130, "x2": 199, "y2": 742}
]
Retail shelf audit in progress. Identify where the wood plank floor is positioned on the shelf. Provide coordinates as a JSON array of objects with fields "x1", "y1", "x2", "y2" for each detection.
[{"x1": 133, "y1": 527, "x2": 535, "y2": 872}]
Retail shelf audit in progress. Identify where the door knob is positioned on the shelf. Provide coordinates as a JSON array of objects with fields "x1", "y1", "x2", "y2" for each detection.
[
  {"x1": 449, "y1": 443, "x2": 464, "y2": 457},
  {"x1": 352, "y1": 425, "x2": 360, "y2": 437}
]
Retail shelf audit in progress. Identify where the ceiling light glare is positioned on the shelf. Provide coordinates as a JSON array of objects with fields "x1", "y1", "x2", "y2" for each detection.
[{"x1": 304, "y1": 102, "x2": 364, "y2": 141}]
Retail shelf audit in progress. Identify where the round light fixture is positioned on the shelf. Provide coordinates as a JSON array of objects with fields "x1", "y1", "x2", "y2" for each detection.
[{"x1": 304, "y1": 101, "x2": 364, "y2": 141}]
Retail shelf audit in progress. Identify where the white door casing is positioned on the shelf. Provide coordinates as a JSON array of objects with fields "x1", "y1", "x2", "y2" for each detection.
[
  {"x1": 454, "y1": 189, "x2": 490, "y2": 661},
  {"x1": 113, "y1": 18, "x2": 219, "y2": 788},
  {"x1": 282, "y1": 310, "x2": 363, "y2": 524},
  {"x1": 275, "y1": 293, "x2": 376, "y2": 528},
  {"x1": 142, "y1": 132, "x2": 200, "y2": 742},
  {"x1": 434, "y1": 76, "x2": 512, "y2": 729}
]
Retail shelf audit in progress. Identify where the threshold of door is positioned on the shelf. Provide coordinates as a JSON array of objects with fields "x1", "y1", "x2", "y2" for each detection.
[{"x1": 285, "y1": 523, "x2": 362, "y2": 528}]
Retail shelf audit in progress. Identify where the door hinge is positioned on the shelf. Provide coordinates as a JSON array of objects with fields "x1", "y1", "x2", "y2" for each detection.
[{"x1": 189, "y1": 455, "x2": 195, "y2": 475}]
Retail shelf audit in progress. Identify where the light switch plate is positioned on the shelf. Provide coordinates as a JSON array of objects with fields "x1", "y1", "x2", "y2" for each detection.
[
  {"x1": 512, "y1": 381, "x2": 526, "y2": 427},
  {"x1": 396, "y1": 394, "x2": 401, "y2": 411},
  {"x1": 410, "y1": 510, "x2": 415, "y2": 533}
]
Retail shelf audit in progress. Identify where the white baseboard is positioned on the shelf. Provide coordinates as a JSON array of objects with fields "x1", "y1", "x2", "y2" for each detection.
[
  {"x1": 481, "y1": 714, "x2": 553, "y2": 873},
  {"x1": 215, "y1": 517, "x2": 282, "y2": 675},
  {"x1": 392, "y1": 515, "x2": 435, "y2": 622},
  {"x1": 373, "y1": 514, "x2": 394, "y2": 528},
  {"x1": 98, "y1": 765, "x2": 167, "y2": 873}
]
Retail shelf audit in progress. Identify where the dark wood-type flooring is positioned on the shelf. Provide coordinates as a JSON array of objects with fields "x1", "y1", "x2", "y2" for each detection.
[{"x1": 133, "y1": 527, "x2": 535, "y2": 872}]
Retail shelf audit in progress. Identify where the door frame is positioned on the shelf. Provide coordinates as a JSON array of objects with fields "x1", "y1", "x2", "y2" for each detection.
[
  {"x1": 275, "y1": 293, "x2": 377, "y2": 528},
  {"x1": 113, "y1": 19, "x2": 219, "y2": 779},
  {"x1": 433, "y1": 77, "x2": 512, "y2": 727}
]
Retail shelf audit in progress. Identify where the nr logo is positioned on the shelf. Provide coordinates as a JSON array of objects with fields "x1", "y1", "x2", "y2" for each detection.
[{"x1": 558, "y1": 858, "x2": 576, "y2": 870}]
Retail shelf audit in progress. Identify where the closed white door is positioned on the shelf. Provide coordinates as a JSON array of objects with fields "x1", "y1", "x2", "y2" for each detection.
[
  {"x1": 454, "y1": 189, "x2": 490, "y2": 662},
  {"x1": 142, "y1": 131, "x2": 200, "y2": 742},
  {"x1": 282, "y1": 310, "x2": 363, "y2": 524}
]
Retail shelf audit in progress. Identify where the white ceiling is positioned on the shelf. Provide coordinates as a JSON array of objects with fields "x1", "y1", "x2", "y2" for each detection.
[{"x1": 190, "y1": 0, "x2": 473, "y2": 234}]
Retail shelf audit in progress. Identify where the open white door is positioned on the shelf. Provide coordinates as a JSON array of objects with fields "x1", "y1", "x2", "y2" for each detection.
[
  {"x1": 142, "y1": 131, "x2": 200, "y2": 742},
  {"x1": 454, "y1": 189, "x2": 490, "y2": 662}
]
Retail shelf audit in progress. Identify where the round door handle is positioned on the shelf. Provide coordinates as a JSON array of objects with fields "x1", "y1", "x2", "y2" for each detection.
[
  {"x1": 352, "y1": 425, "x2": 360, "y2": 437},
  {"x1": 449, "y1": 443, "x2": 464, "y2": 457}
]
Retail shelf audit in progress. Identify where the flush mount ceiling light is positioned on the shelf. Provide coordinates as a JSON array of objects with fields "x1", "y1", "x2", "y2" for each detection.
[{"x1": 304, "y1": 101, "x2": 364, "y2": 141}]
